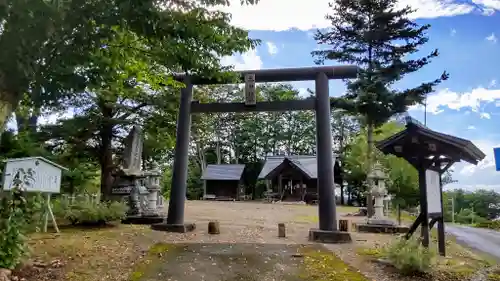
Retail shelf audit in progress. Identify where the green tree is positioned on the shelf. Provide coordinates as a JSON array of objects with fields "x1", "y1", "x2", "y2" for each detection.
[
  {"x1": 344, "y1": 121, "x2": 418, "y2": 207},
  {"x1": 0, "y1": 0, "x2": 259, "y2": 139},
  {"x1": 313, "y1": 0, "x2": 448, "y2": 215}
]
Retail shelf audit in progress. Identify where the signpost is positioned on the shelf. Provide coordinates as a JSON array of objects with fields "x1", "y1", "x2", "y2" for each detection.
[
  {"x1": 2, "y1": 157, "x2": 67, "y2": 233},
  {"x1": 244, "y1": 73, "x2": 256, "y2": 106},
  {"x1": 494, "y1": 147, "x2": 500, "y2": 171}
]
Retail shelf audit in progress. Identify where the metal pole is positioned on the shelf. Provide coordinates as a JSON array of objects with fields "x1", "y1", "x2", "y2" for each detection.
[
  {"x1": 315, "y1": 72, "x2": 337, "y2": 231},
  {"x1": 166, "y1": 79, "x2": 193, "y2": 225},
  {"x1": 424, "y1": 97, "x2": 427, "y2": 126},
  {"x1": 451, "y1": 197, "x2": 455, "y2": 223}
]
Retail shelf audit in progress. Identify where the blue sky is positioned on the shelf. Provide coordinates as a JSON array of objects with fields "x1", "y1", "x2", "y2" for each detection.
[{"x1": 217, "y1": 0, "x2": 500, "y2": 191}]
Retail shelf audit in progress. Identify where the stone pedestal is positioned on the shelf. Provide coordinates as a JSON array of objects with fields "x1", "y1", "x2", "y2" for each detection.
[
  {"x1": 151, "y1": 222, "x2": 196, "y2": 233},
  {"x1": 308, "y1": 229, "x2": 352, "y2": 244}
]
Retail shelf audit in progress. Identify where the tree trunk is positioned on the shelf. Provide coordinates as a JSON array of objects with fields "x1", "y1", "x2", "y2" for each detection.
[
  {"x1": 366, "y1": 123, "x2": 374, "y2": 217},
  {"x1": 0, "y1": 99, "x2": 14, "y2": 140},
  {"x1": 16, "y1": 113, "x2": 39, "y2": 134},
  {"x1": 340, "y1": 182, "x2": 345, "y2": 205},
  {"x1": 99, "y1": 122, "x2": 114, "y2": 200}
]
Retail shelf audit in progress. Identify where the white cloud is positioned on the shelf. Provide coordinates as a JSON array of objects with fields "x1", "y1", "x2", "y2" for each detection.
[
  {"x1": 410, "y1": 86, "x2": 500, "y2": 117},
  {"x1": 212, "y1": 0, "x2": 491, "y2": 31},
  {"x1": 220, "y1": 49, "x2": 263, "y2": 70},
  {"x1": 486, "y1": 33, "x2": 497, "y2": 43},
  {"x1": 450, "y1": 28, "x2": 457, "y2": 36},
  {"x1": 473, "y1": 0, "x2": 500, "y2": 10},
  {"x1": 467, "y1": 125, "x2": 476, "y2": 130},
  {"x1": 459, "y1": 139, "x2": 500, "y2": 176},
  {"x1": 480, "y1": 112, "x2": 491, "y2": 119},
  {"x1": 266, "y1": 42, "x2": 278, "y2": 55}
]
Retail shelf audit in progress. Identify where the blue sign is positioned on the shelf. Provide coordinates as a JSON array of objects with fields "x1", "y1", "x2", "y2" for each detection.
[{"x1": 494, "y1": 147, "x2": 500, "y2": 171}]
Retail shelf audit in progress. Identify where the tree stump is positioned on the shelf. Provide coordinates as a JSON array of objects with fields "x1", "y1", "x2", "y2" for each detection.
[
  {"x1": 208, "y1": 221, "x2": 220, "y2": 235},
  {"x1": 278, "y1": 223, "x2": 286, "y2": 238},
  {"x1": 339, "y1": 219, "x2": 349, "y2": 232}
]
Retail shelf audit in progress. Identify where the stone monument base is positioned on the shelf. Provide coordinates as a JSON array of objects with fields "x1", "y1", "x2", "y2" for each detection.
[
  {"x1": 121, "y1": 215, "x2": 165, "y2": 225},
  {"x1": 355, "y1": 223, "x2": 409, "y2": 234},
  {"x1": 308, "y1": 228, "x2": 352, "y2": 244},
  {"x1": 151, "y1": 222, "x2": 196, "y2": 233}
]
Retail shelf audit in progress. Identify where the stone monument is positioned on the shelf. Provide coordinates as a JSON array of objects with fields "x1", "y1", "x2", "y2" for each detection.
[
  {"x1": 355, "y1": 163, "x2": 409, "y2": 234},
  {"x1": 112, "y1": 125, "x2": 165, "y2": 224}
]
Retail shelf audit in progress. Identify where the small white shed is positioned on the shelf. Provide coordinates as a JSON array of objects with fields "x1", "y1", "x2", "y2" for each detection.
[{"x1": 2, "y1": 157, "x2": 67, "y2": 194}]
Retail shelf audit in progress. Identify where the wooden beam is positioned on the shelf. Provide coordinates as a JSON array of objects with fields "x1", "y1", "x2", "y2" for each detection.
[
  {"x1": 174, "y1": 65, "x2": 359, "y2": 85},
  {"x1": 191, "y1": 99, "x2": 315, "y2": 113}
]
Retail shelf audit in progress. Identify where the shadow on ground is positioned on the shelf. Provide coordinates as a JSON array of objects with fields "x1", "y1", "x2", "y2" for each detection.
[{"x1": 130, "y1": 243, "x2": 368, "y2": 281}]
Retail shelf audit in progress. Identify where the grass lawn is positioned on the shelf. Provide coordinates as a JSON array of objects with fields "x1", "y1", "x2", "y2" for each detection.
[{"x1": 21, "y1": 224, "x2": 369, "y2": 281}]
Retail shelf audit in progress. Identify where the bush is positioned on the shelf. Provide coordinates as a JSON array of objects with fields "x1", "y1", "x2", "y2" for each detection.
[
  {"x1": 474, "y1": 220, "x2": 500, "y2": 230},
  {"x1": 383, "y1": 237, "x2": 436, "y2": 275},
  {"x1": 52, "y1": 196, "x2": 127, "y2": 226},
  {"x1": 0, "y1": 171, "x2": 43, "y2": 269}
]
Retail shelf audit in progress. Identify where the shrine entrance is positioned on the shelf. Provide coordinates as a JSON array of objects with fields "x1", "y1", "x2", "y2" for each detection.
[{"x1": 152, "y1": 65, "x2": 358, "y2": 242}]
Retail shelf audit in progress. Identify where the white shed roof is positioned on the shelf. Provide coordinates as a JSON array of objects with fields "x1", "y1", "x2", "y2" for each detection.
[{"x1": 3, "y1": 157, "x2": 68, "y2": 171}]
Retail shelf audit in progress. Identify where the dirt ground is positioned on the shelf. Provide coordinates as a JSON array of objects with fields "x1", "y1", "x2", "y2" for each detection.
[{"x1": 23, "y1": 201, "x2": 492, "y2": 281}]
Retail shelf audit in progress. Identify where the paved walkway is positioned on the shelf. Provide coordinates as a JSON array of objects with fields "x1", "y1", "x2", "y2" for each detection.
[{"x1": 446, "y1": 224, "x2": 500, "y2": 260}]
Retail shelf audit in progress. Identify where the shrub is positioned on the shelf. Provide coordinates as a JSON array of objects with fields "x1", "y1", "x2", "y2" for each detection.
[
  {"x1": 0, "y1": 169, "x2": 43, "y2": 269},
  {"x1": 52, "y1": 196, "x2": 127, "y2": 226},
  {"x1": 383, "y1": 237, "x2": 436, "y2": 275},
  {"x1": 475, "y1": 220, "x2": 500, "y2": 230}
]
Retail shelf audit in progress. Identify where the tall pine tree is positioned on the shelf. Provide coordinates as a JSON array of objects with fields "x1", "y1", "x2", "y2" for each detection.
[{"x1": 313, "y1": 0, "x2": 448, "y2": 215}]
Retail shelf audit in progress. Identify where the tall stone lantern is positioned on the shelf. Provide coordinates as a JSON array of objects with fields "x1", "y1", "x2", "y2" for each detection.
[
  {"x1": 143, "y1": 170, "x2": 162, "y2": 216},
  {"x1": 367, "y1": 162, "x2": 394, "y2": 225}
]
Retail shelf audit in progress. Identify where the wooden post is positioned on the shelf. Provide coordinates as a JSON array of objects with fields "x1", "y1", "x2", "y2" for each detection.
[
  {"x1": 203, "y1": 180, "x2": 207, "y2": 200},
  {"x1": 208, "y1": 221, "x2": 220, "y2": 234},
  {"x1": 42, "y1": 194, "x2": 59, "y2": 233},
  {"x1": 278, "y1": 223, "x2": 286, "y2": 237},
  {"x1": 339, "y1": 219, "x2": 349, "y2": 232}
]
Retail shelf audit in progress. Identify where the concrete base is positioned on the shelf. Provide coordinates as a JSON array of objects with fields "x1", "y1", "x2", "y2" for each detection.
[
  {"x1": 121, "y1": 215, "x2": 165, "y2": 225},
  {"x1": 308, "y1": 228, "x2": 352, "y2": 244},
  {"x1": 356, "y1": 223, "x2": 409, "y2": 234},
  {"x1": 151, "y1": 222, "x2": 196, "y2": 233},
  {"x1": 367, "y1": 219, "x2": 396, "y2": 226}
]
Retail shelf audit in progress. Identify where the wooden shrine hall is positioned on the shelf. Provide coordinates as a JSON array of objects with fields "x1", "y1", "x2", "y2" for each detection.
[
  {"x1": 258, "y1": 155, "x2": 342, "y2": 203},
  {"x1": 201, "y1": 164, "x2": 246, "y2": 201}
]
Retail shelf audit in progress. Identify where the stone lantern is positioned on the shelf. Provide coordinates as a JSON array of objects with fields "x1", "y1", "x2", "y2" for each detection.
[
  {"x1": 367, "y1": 162, "x2": 394, "y2": 225},
  {"x1": 143, "y1": 170, "x2": 162, "y2": 217}
]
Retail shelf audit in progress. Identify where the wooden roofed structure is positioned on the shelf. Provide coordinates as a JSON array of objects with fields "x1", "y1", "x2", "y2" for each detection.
[
  {"x1": 376, "y1": 116, "x2": 485, "y2": 256},
  {"x1": 201, "y1": 164, "x2": 246, "y2": 201},
  {"x1": 259, "y1": 155, "x2": 342, "y2": 203}
]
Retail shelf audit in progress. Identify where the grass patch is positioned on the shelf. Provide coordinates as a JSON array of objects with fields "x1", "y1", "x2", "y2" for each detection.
[
  {"x1": 299, "y1": 246, "x2": 368, "y2": 281},
  {"x1": 26, "y1": 224, "x2": 154, "y2": 281},
  {"x1": 129, "y1": 243, "x2": 182, "y2": 281},
  {"x1": 357, "y1": 231, "x2": 494, "y2": 281}
]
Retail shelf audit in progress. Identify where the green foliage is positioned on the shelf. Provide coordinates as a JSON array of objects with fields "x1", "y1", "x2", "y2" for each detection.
[
  {"x1": 454, "y1": 208, "x2": 488, "y2": 225},
  {"x1": 475, "y1": 220, "x2": 500, "y2": 230},
  {"x1": 444, "y1": 189, "x2": 500, "y2": 222},
  {"x1": 0, "y1": 168, "x2": 43, "y2": 269},
  {"x1": 384, "y1": 237, "x2": 436, "y2": 275},
  {"x1": 344, "y1": 121, "x2": 419, "y2": 207},
  {"x1": 313, "y1": 0, "x2": 448, "y2": 126},
  {"x1": 52, "y1": 196, "x2": 127, "y2": 226}
]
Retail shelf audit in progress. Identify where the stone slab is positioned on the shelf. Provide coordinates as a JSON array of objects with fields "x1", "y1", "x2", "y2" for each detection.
[
  {"x1": 356, "y1": 223, "x2": 409, "y2": 234},
  {"x1": 151, "y1": 222, "x2": 196, "y2": 233},
  {"x1": 308, "y1": 228, "x2": 352, "y2": 244},
  {"x1": 121, "y1": 216, "x2": 165, "y2": 225},
  {"x1": 367, "y1": 219, "x2": 396, "y2": 226}
]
